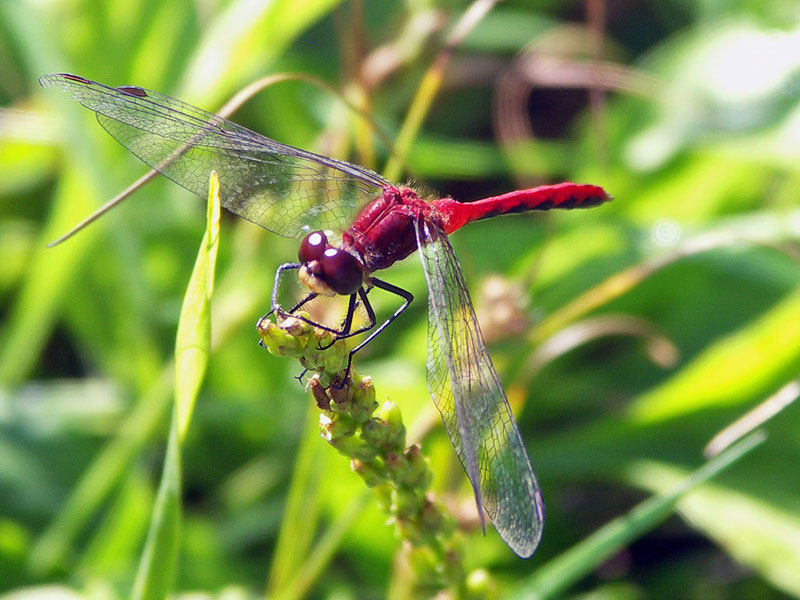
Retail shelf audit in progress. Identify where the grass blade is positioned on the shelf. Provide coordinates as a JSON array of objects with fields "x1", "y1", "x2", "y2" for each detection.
[
  {"x1": 631, "y1": 446, "x2": 800, "y2": 596},
  {"x1": 266, "y1": 408, "x2": 328, "y2": 599},
  {"x1": 174, "y1": 171, "x2": 221, "y2": 440},
  {"x1": 132, "y1": 172, "x2": 221, "y2": 599},
  {"x1": 511, "y1": 432, "x2": 766, "y2": 600}
]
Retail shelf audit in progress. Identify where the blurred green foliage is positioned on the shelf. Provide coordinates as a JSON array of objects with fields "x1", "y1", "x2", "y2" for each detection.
[{"x1": 2, "y1": 0, "x2": 800, "y2": 598}]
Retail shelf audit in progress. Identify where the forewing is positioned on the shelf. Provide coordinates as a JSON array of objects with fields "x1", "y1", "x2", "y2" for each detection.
[
  {"x1": 40, "y1": 73, "x2": 391, "y2": 240},
  {"x1": 414, "y1": 219, "x2": 544, "y2": 558}
]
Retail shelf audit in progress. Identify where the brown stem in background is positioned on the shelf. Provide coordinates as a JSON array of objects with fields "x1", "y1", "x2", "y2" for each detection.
[
  {"x1": 524, "y1": 314, "x2": 679, "y2": 382},
  {"x1": 704, "y1": 378, "x2": 800, "y2": 458},
  {"x1": 587, "y1": 0, "x2": 609, "y2": 163},
  {"x1": 493, "y1": 24, "x2": 660, "y2": 187},
  {"x1": 382, "y1": 0, "x2": 500, "y2": 182}
]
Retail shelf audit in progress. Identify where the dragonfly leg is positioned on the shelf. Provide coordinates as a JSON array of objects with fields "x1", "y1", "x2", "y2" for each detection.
[
  {"x1": 332, "y1": 278, "x2": 413, "y2": 388},
  {"x1": 264, "y1": 266, "x2": 411, "y2": 387},
  {"x1": 259, "y1": 263, "x2": 309, "y2": 348},
  {"x1": 262, "y1": 262, "x2": 354, "y2": 336},
  {"x1": 317, "y1": 287, "x2": 381, "y2": 350},
  {"x1": 288, "y1": 291, "x2": 320, "y2": 314},
  {"x1": 317, "y1": 293, "x2": 357, "y2": 350},
  {"x1": 260, "y1": 262, "x2": 302, "y2": 323}
]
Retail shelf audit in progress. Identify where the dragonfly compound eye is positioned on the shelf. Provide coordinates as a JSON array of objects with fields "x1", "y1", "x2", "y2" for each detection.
[
  {"x1": 320, "y1": 248, "x2": 363, "y2": 295},
  {"x1": 298, "y1": 231, "x2": 328, "y2": 263}
]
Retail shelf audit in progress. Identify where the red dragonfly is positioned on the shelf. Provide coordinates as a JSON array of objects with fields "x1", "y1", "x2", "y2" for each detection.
[{"x1": 41, "y1": 73, "x2": 610, "y2": 558}]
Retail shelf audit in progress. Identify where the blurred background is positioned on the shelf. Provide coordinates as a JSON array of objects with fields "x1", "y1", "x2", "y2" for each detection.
[{"x1": 2, "y1": 0, "x2": 800, "y2": 598}]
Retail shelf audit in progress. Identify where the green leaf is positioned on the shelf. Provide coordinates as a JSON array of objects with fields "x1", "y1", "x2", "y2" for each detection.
[
  {"x1": 629, "y1": 457, "x2": 800, "y2": 597},
  {"x1": 131, "y1": 424, "x2": 182, "y2": 600},
  {"x1": 0, "y1": 165, "x2": 100, "y2": 388},
  {"x1": 174, "y1": 171, "x2": 221, "y2": 440},
  {"x1": 511, "y1": 433, "x2": 766, "y2": 600},
  {"x1": 132, "y1": 172, "x2": 221, "y2": 599},
  {"x1": 630, "y1": 288, "x2": 800, "y2": 423},
  {"x1": 180, "y1": 0, "x2": 346, "y2": 107}
]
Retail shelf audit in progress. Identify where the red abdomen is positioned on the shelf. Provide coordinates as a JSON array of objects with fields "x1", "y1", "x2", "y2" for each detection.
[{"x1": 433, "y1": 182, "x2": 611, "y2": 234}]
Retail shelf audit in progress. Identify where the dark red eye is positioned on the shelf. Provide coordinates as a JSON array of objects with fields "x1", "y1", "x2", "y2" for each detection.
[
  {"x1": 299, "y1": 231, "x2": 328, "y2": 262},
  {"x1": 320, "y1": 248, "x2": 363, "y2": 295}
]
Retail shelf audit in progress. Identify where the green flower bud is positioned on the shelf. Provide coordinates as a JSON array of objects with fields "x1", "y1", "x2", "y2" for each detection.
[
  {"x1": 464, "y1": 568, "x2": 495, "y2": 600},
  {"x1": 399, "y1": 444, "x2": 432, "y2": 489},
  {"x1": 349, "y1": 377, "x2": 378, "y2": 423},
  {"x1": 351, "y1": 458, "x2": 389, "y2": 487},
  {"x1": 394, "y1": 516, "x2": 424, "y2": 546},
  {"x1": 391, "y1": 487, "x2": 422, "y2": 520},
  {"x1": 420, "y1": 496, "x2": 444, "y2": 533},
  {"x1": 258, "y1": 318, "x2": 306, "y2": 357},
  {"x1": 373, "y1": 484, "x2": 393, "y2": 512},
  {"x1": 319, "y1": 412, "x2": 356, "y2": 442},
  {"x1": 374, "y1": 399, "x2": 403, "y2": 429},
  {"x1": 384, "y1": 450, "x2": 406, "y2": 480},
  {"x1": 327, "y1": 395, "x2": 351, "y2": 415},
  {"x1": 362, "y1": 402, "x2": 405, "y2": 453},
  {"x1": 349, "y1": 438, "x2": 379, "y2": 461},
  {"x1": 405, "y1": 541, "x2": 438, "y2": 572}
]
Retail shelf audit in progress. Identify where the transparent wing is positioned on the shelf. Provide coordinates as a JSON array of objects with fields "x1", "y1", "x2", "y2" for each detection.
[
  {"x1": 40, "y1": 73, "x2": 392, "y2": 240},
  {"x1": 414, "y1": 219, "x2": 544, "y2": 558}
]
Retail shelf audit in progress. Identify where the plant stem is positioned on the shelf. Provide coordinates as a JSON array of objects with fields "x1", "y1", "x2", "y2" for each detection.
[{"x1": 259, "y1": 314, "x2": 491, "y2": 599}]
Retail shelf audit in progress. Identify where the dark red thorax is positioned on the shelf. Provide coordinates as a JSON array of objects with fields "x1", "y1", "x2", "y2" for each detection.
[{"x1": 343, "y1": 186, "x2": 442, "y2": 274}]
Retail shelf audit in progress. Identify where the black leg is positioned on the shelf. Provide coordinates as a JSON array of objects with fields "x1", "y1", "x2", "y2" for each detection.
[
  {"x1": 262, "y1": 264, "x2": 413, "y2": 387},
  {"x1": 259, "y1": 262, "x2": 301, "y2": 324},
  {"x1": 349, "y1": 278, "x2": 413, "y2": 356},
  {"x1": 319, "y1": 286, "x2": 380, "y2": 347},
  {"x1": 318, "y1": 292, "x2": 360, "y2": 350},
  {"x1": 290, "y1": 292, "x2": 320, "y2": 313},
  {"x1": 283, "y1": 293, "x2": 362, "y2": 336},
  {"x1": 338, "y1": 293, "x2": 360, "y2": 337},
  {"x1": 258, "y1": 263, "x2": 303, "y2": 347},
  {"x1": 261, "y1": 262, "x2": 351, "y2": 336},
  {"x1": 333, "y1": 277, "x2": 413, "y2": 387}
]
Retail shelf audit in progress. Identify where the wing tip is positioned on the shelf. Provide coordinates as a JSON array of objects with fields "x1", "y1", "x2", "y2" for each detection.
[
  {"x1": 38, "y1": 73, "x2": 57, "y2": 88},
  {"x1": 496, "y1": 486, "x2": 546, "y2": 559},
  {"x1": 39, "y1": 73, "x2": 88, "y2": 89}
]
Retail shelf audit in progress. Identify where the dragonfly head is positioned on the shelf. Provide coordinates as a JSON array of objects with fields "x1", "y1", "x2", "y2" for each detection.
[{"x1": 298, "y1": 231, "x2": 364, "y2": 296}]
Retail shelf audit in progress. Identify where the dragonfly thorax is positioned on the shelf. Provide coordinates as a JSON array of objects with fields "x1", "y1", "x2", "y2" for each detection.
[{"x1": 297, "y1": 231, "x2": 364, "y2": 296}]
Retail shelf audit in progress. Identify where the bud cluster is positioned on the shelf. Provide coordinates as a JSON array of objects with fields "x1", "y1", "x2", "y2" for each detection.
[{"x1": 259, "y1": 314, "x2": 494, "y2": 598}]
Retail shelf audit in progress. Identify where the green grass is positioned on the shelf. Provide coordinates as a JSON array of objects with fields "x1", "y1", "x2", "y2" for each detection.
[
  {"x1": 2, "y1": 1, "x2": 800, "y2": 598},
  {"x1": 133, "y1": 171, "x2": 220, "y2": 599}
]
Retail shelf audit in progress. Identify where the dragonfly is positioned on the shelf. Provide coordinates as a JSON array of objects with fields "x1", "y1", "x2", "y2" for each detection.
[{"x1": 40, "y1": 73, "x2": 610, "y2": 558}]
